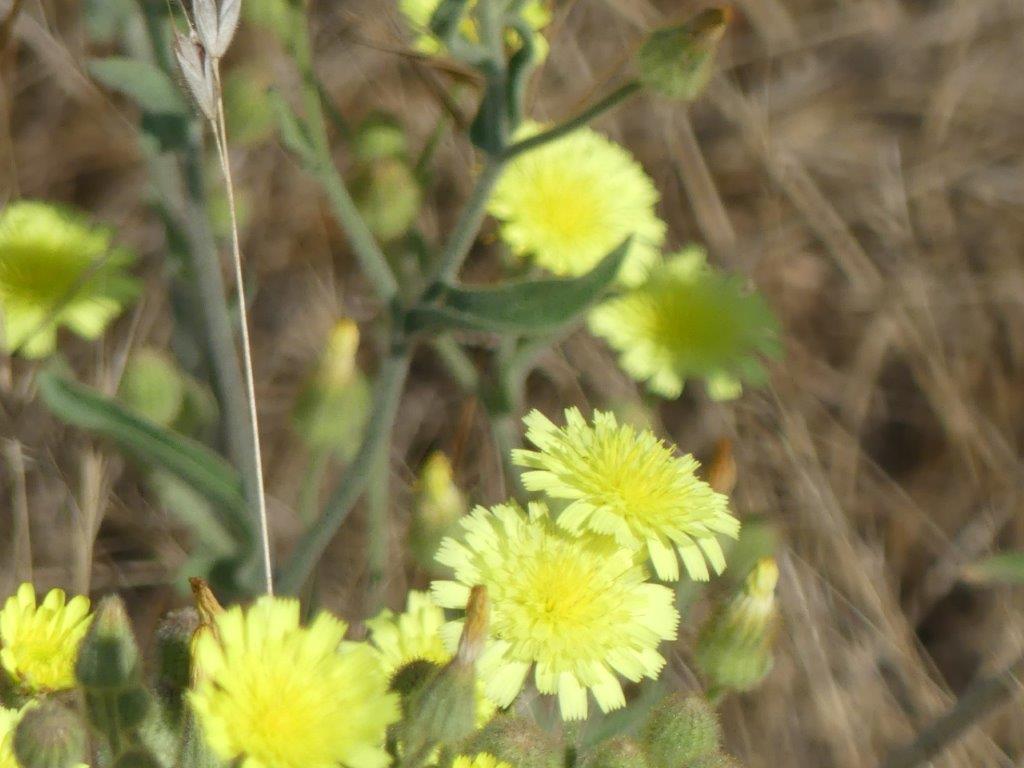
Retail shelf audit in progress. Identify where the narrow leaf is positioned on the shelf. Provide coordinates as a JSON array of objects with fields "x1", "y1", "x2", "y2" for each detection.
[
  {"x1": 407, "y1": 238, "x2": 631, "y2": 335},
  {"x1": 38, "y1": 370, "x2": 252, "y2": 543},
  {"x1": 90, "y1": 57, "x2": 187, "y2": 115},
  {"x1": 964, "y1": 552, "x2": 1024, "y2": 585}
]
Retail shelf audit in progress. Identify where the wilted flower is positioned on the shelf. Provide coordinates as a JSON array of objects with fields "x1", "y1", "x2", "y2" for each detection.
[
  {"x1": 489, "y1": 125, "x2": 665, "y2": 285},
  {"x1": 589, "y1": 247, "x2": 780, "y2": 399},
  {"x1": 0, "y1": 202, "x2": 138, "y2": 358},
  {"x1": 189, "y1": 597, "x2": 400, "y2": 768},
  {"x1": 399, "y1": 0, "x2": 551, "y2": 57},
  {"x1": 696, "y1": 558, "x2": 780, "y2": 693},
  {"x1": 0, "y1": 584, "x2": 92, "y2": 693},
  {"x1": 433, "y1": 503, "x2": 678, "y2": 720},
  {"x1": 636, "y1": 8, "x2": 732, "y2": 101},
  {"x1": 366, "y1": 591, "x2": 495, "y2": 726},
  {"x1": 513, "y1": 408, "x2": 739, "y2": 581}
]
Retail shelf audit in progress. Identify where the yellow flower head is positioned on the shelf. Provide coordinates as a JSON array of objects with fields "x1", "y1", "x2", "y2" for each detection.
[
  {"x1": 400, "y1": 0, "x2": 551, "y2": 58},
  {"x1": 0, "y1": 583, "x2": 92, "y2": 693},
  {"x1": 432, "y1": 503, "x2": 679, "y2": 721},
  {"x1": 365, "y1": 591, "x2": 496, "y2": 726},
  {"x1": 589, "y1": 247, "x2": 780, "y2": 400},
  {"x1": 189, "y1": 597, "x2": 400, "y2": 768},
  {"x1": 452, "y1": 754, "x2": 512, "y2": 768},
  {"x1": 513, "y1": 408, "x2": 739, "y2": 582},
  {"x1": 489, "y1": 125, "x2": 665, "y2": 285},
  {"x1": 0, "y1": 201, "x2": 138, "y2": 358}
]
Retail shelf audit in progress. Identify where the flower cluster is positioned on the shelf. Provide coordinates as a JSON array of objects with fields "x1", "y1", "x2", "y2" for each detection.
[{"x1": 429, "y1": 407, "x2": 739, "y2": 720}]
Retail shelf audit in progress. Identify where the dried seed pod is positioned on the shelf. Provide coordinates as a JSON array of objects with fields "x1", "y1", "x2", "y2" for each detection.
[{"x1": 173, "y1": 32, "x2": 216, "y2": 120}]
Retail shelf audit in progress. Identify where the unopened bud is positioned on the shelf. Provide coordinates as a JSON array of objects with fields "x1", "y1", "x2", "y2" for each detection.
[
  {"x1": 293, "y1": 321, "x2": 371, "y2": 456},
  {"x1": 410, "y1": 452, "x2": 466, "y2": 570},
  {"x1": 352, "y1": 158, "x2": 422, "y2": 242},
  {"x1": 119, "y1": 349, "x2": 185, "y2": 427},
  {"x1": 154, "y1": 608, "x2": 200, "y2": 716},
  {"x1": 696, "y1": 558, "x2": 779, "y2": 694},
  {"x1": 353, "y1": 114, "x2": 408, "y2": 162},
  {"x1": 581, "y1": 737, "x2": 650, "y2": 768},
  {"x1": 400, "y1": 587, "x2": 489, "y2": 753},
  {"x1": 13, "y1": 703, "x2": 87, "y2": 768},
  {"x1": 636, "y1": 8, "x2": 732, "y2": 101},
  {"x1": 641, "y1": 694, "x2": 720, "y2": 768},
  {"x1": 463, "y1": 716, "x2": 563, "y2": 768},
  {"x1": 75, "y1": 596, "x2": 139, "y2": 690}
]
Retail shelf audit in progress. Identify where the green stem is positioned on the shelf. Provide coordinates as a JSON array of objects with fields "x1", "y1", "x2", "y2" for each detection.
[
  {"x1": 432, "y1": 336, "x2": 480, "y2": 392},
  {"x1": 425, "y1": 158, "x2": 506, "y2": 288},
  {"x1": 288, "y1": 4, "x2": 399, "y2": 304},
  {"x1": 314, "y1": 158, "x2": 400, "y2": 302},
  {"x1": 880, "y1": 653, "x2": 1024, "y2": 768},
  {"x1": 501, "y1": 80, "x2": 643, "y2": 160},
  {"x1": 366, "y1": 433, "x2": 390, "y2": 611},
  {"x1": 278, "y1": 351, "x2": 410, "y2": 594}
]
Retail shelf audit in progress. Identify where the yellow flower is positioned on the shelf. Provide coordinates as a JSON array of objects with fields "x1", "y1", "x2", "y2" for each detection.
[
  {"x1": 400, "y1": 0, "x2": 551, "y2": 58},
  {"x1": 0, "y1": 201, "x2": 138, "y2": 358},
  {"x1": 367, "y1": 591, "x2": 497, "y2": 727},
  {"x1": 588, "y1": 247, "x2": 780, "y2": 400},
  {"x1": 489, "y1": 125, "x2": 665, "y2": 285},
  {"x1": 513, "y1": 408, "x2": 739, "y2": 582},
  {"x1": 189, "y1": 597, "x2": 400, "y2": 768},
  {"x1": 432, "y1": 503, "x2": 678, "y2": 721},
  {"x1": 452, "y1": 754, "x2": 512, "y2": 768},
  {"x1": 0, "y1": 583, "x2": 92, "y2": 693}
]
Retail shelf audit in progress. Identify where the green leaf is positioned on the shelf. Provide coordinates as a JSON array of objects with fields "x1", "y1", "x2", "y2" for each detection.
[
  {"x1": 964, "y1": 551, "x2": 1024, "y2": 585},
  {"x1": 90, "y1": 57, "x2": 188, "y2": 115},
  {"x1": 38, "y1": 370, "x2": 252, "y2": 544},
  {"x1": 408, "y1": 238, "x2": 630, "y2": 335}
]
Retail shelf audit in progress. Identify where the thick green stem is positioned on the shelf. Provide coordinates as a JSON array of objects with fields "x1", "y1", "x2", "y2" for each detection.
[
  {"x1": 278, "y1": 351, "x2": 410, "y2": 594},
  {"x1": 501, "y1": 80, "x2": 643, "y2": 160}
]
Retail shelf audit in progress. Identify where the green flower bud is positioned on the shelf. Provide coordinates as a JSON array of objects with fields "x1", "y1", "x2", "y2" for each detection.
[
  {"x1": 410, "y1": 452, "x2": 466, "y2": 571},
  {"x1": 461, "y1": 716, "x2": 562, "y2": 768},
  {"x1": 153, "y1": 608, "x2": 199, "y2": 725},
  {"x1": 352, "y1": 158, "x2": 423, "y2": 242},
  {"x1": 391, "y1": 659, "x2": 443, "y2": 705},
  {"x1": 400, "y1": 587, "x2": 488, "y2": 756},
  {"x1": 636, "y1": 8, "x2": 731, "y2": 101},
  {"x1": 76, "y1": 596, "x2": 140, "y2": 690},
  {"x1": 641, "y1": 694, "x2": 721, "y2": 768},
  {"x1": 13, "y1": 702, "x2": 87, "y2": 768},
  {"x1": 114, "y1": 686, "x2": 151, "y2": 731},
  {"x1": 293, "y1": 320, "x2": 372, "y2": 457},
  {"x1": 119, "y1": 349, "x2": 185, "y2": 427},
  {"x1": 354, "y1": 114, "x2": 409, "y2": 162},
  {"x1": 581, "y1": 737, "x2": 650, "y2": 768},
  {"x1": 696, "y1": 558, "x2": 779, "y2": 694}
]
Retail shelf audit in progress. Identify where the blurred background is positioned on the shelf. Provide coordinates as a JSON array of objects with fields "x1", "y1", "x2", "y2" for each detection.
[{"x1": 3, "y1": 0, "x2": 1024, "y2": 765}]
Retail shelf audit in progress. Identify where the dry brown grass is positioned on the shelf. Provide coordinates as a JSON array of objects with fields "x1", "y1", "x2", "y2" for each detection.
[{"x1": 4, "y1": 0, "x2": 1024, "y2": 764}]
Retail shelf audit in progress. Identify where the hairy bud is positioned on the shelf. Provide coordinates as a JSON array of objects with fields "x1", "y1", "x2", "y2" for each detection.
[
  {"x1": 641, "y1": 694, "x2": 721, "y2": 768},
  {"x1": 13, "y1": 702, "x2": 87, "y2": 768},
  {"x1": 636, "y1": 8, "x2": 732, "y2": 101}
]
